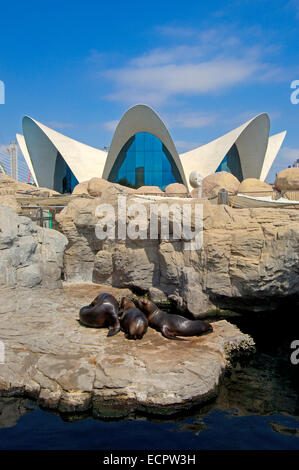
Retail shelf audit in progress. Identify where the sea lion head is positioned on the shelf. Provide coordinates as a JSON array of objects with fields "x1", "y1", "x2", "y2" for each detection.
[
  {"x1": 137, "y1": 298, "x2": 157, "y2": 316},
  {"x1": 90, "y1": 296, "x2": 99, "y2": 307},
  {"x1": 204, "y1": 322, "x2": 213, "y2": 334},
  {"x1": 120, "y1": 296, "x2": 135, "y2": 312}
]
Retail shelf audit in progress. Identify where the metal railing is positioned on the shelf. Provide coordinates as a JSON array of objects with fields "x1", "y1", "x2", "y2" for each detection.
[{"x1": 20, "y1": 206, "x2": 65, "y2": 231}]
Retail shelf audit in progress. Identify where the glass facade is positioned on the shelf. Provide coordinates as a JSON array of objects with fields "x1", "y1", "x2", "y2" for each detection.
[
  {"x1": 108, "y1": 132, "x2": 183, "y2": 190},
  {"x1": 64, "y1": 166, "x2": 79, "y2": 193},
  {"x1": 54, "y1": 152, "x2": 79, "y2": 193},
  {"x1": 216, "y1": 143, "x2": 243, "y2": 181}
]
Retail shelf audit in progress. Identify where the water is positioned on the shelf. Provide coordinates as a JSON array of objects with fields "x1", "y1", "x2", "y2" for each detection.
[{"x1": 0, "y1": 310, "x2": 298, "y2": 450}]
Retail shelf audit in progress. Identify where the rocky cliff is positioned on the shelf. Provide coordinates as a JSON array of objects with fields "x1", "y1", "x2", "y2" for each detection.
[
  {"x1": 56, "y1": 188, "x2": 299, "y2": 316},
  {"x1": 0, "y1": 284, "x2": 254, "y2": 415},
  {"x1": 0, "y1": 205, "x2": 68, "y2": 289}
]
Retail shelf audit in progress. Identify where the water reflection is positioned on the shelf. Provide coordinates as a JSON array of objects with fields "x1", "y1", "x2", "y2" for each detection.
[{"x1": 0, "y1": 398, "x2": 36, "y2": 429}]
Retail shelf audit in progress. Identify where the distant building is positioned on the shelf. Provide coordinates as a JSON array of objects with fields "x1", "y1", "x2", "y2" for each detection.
[
  {"x1": 16, "y1": 104, "x2": 287, "y2": 193},
  {"x1": 0, "y1": 150, "x2": 33, "y2": 183}
]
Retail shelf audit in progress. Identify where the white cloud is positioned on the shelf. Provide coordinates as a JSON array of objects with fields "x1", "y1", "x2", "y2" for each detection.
[
  {"x1": 223, "y1": 110, "x2": 281, "y2": 128},
  {"x1": 175, "y1": 140, "x2": 202, "y2": 152},
  {"x1": 166, "y1": 111, "x2": 216, "y2": 129},
  {"x1": 103, "y1": 58, "x2": 265, "y2": 105},
  {"x1": 102, "y1": 120, "x2": 119, "y2": 132},
  {"x1": 279, "y1": 146, "x2": 299, "y2": 162},
  {"x1": 98, "y1": 26, "x2": 285, "y2": 106},
  {"x1": 129, "y1": 46, "x2": 204, "y2": 68},
  {"x1": 46, "y1": 121, "x2": 74, "y2": 130}
]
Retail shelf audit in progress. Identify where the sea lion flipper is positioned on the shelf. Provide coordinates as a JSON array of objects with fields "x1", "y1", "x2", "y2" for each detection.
[
  {"x1": 107, "y1": 326, "x2": 121, "y2": 337},
  {"x1": 162, "y1": 326, "x2": 188, "y2": 342}
]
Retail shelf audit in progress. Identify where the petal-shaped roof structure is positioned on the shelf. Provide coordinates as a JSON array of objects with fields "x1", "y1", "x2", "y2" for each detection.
[
  {"x1": 16, "y1": 133, "x2": 39, "y2": 186},
  {"x1": 179, "y1": 113, "x2": 271, "y2": 190},
  {"x1": 102, "y1": 104, "x2": 188, "y2": 187},
  {"x1": 259, "y1": 131, "x2": 287, "y2": 182},
  {"x1": 17, "y1": 106, "x2": 286, "y2": 193},
  {"x1": 21, "y1": 116, "x2": 107, "y2": 191}
]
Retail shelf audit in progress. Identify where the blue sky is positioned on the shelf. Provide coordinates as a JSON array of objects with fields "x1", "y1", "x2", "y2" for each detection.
[{"x1": 0, "y1": 0, "x2": 298, "y2": 182}]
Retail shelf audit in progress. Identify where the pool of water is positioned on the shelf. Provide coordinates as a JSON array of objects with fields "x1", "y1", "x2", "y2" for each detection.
[{"x1": 0, "y1": 310, "x2": 298, "y2": 450}]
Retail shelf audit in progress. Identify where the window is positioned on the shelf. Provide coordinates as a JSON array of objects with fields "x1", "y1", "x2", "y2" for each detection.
[
  {"x1": 54, "y1": 152, "x2": 78, "y2": 193},
  {"x1": 216, "y1": 143, "x2": 243, "y2": 181},
  {"x1": 108, "y1": 132, "x2": 183, "y2": 190}
]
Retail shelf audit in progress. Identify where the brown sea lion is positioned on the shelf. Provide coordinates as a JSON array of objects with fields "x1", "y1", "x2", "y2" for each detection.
[
  {"x1": 137, "y1": 298, "x2": 213, "y2": 341},
  {"x1": 119, "y1": 297, "x2": 148, "y2": 340},
  {"x1": 79, "y1": 293, "x2": 121, "y2": 337}
]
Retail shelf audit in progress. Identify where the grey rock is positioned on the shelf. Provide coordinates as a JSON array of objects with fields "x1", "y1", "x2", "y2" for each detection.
[
  {"x1": 16, "y1": 264, "x2": 42, "y2": 288},
  {"x1": 17, "y1": 216, "x2": 37, "y2": 237},
  {"x1": 0, "y1": 205, "x2": 18, "y2": 249},
  {"x1": 93, "y1": 250, "x2": 113, "y2": 284},
  {"x1": 0, "y1": 196, "x2": 21, "y2": 214},
  {"x1": 0, "y1": 398, "x2": 35, "y2": 429},
  {"x1": 0, "y1": 205, "x2": 68, "y2": 289},
  {"x1": 0, "y1": 285, "x2": 255, "y2": 415},
  {"x1": 148, "y1": 287, "x2": 167, "y2": 303}
]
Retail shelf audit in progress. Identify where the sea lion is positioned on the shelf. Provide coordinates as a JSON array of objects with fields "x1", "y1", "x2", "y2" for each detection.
[
  {"x1": 137, "y1": 298, "x2": 213, "y2": 341},
  {"x1": 119, "y1": 297, "x2": 148, "y2": 340},
  {"x1": 79, "y1": 293, "x2": 121, "y2": 337}
]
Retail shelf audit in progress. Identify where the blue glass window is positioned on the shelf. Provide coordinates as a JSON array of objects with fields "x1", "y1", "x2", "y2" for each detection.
[
  {"x1": 216, "y1": 143, "x2": 243, "y2": 181},
  {"x1": 54, "y1": 152, "x2": 79, "y2": 193},
  {"x1": 64, "y1": 166, "x2": 79, "y2": 193},
  {"x1": 108, "y1": 132, "x2": 183, "y2": 190}
]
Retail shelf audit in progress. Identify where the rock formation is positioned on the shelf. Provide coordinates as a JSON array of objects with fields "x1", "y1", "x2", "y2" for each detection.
[
  {"x1": 0, "y1": 174, "x2": 61, "y2": 214},
  {"x1": 202, "y1": 171, "x2": 240, "y2": 198},
  {"x1": 274, "y1": 167, "x2": 299, "y2": 200},
  {"x1": 0, "y1": 284, "x2": 255, "y2": 415},
  {"x1": 165, "y1": 183, "x2": 188, "y2": 197},
  {"x1": 0, "y1": 205, "x2": 68, "y2": 289},
  {"x1": 135, "y1": 185, "x2": 163, "y2": 194},
  {"x1": 0, "y1": 174, "x2": 60, "y2": 198},
  {"x1": 0, "y1": 398, "x2": 35, "y2": 429},
  {"x1": 73, "y1": 177, "x2": 136, "y2": 196},
  {"x1": 87, "y1": 177, "x2": 114, "y2": 196},
  {"x1": 238, "y1": 178, "x2": 273, "y2": 197},
  {"x1": 72, "y1": 180, "x2": 89, "y2": 195},
  {"x1": 0, "y1": 195, "x2": 22, "y2": 213},
  {"x1": 56, "y1": 191, "x2": 299, "y2": 316},
  {"x1": 274, "y1": 167, "x2": 299, "y2": 191}
]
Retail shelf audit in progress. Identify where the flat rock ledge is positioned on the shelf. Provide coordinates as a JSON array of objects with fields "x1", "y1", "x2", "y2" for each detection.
[{"x1": 0, "y1": 284, "x2": 255, "y2": 417}]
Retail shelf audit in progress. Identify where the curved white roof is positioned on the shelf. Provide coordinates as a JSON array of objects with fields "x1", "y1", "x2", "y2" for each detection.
[
  {"x1": 259, "y1": 131, "x2": 287, "y2": 182},
  {"x1": 17, "y1": 106, "x2": 286, "y2": 192},
  {"x1": 179, "y1": 113, "x2": 274, "y2": 189},
  {"x1": 102, "y1": 104, "x2": 188, "y2": 187},
  {"x1": 16, "y1": 133, "x2": 39, "y2": 186},
  {"x1": 22, "y1": 117, "x2": 107, "y2": 189}
]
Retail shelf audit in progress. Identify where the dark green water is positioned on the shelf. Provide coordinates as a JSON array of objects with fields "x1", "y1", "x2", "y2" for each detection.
[{"x1": 0, "y1": 310, "x2": 298, "y2": 450}]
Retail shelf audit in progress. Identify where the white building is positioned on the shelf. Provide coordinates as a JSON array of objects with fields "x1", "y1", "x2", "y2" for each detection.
[{"x1": 16, "y1": 104, "x2": 286, "y2": 192}]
